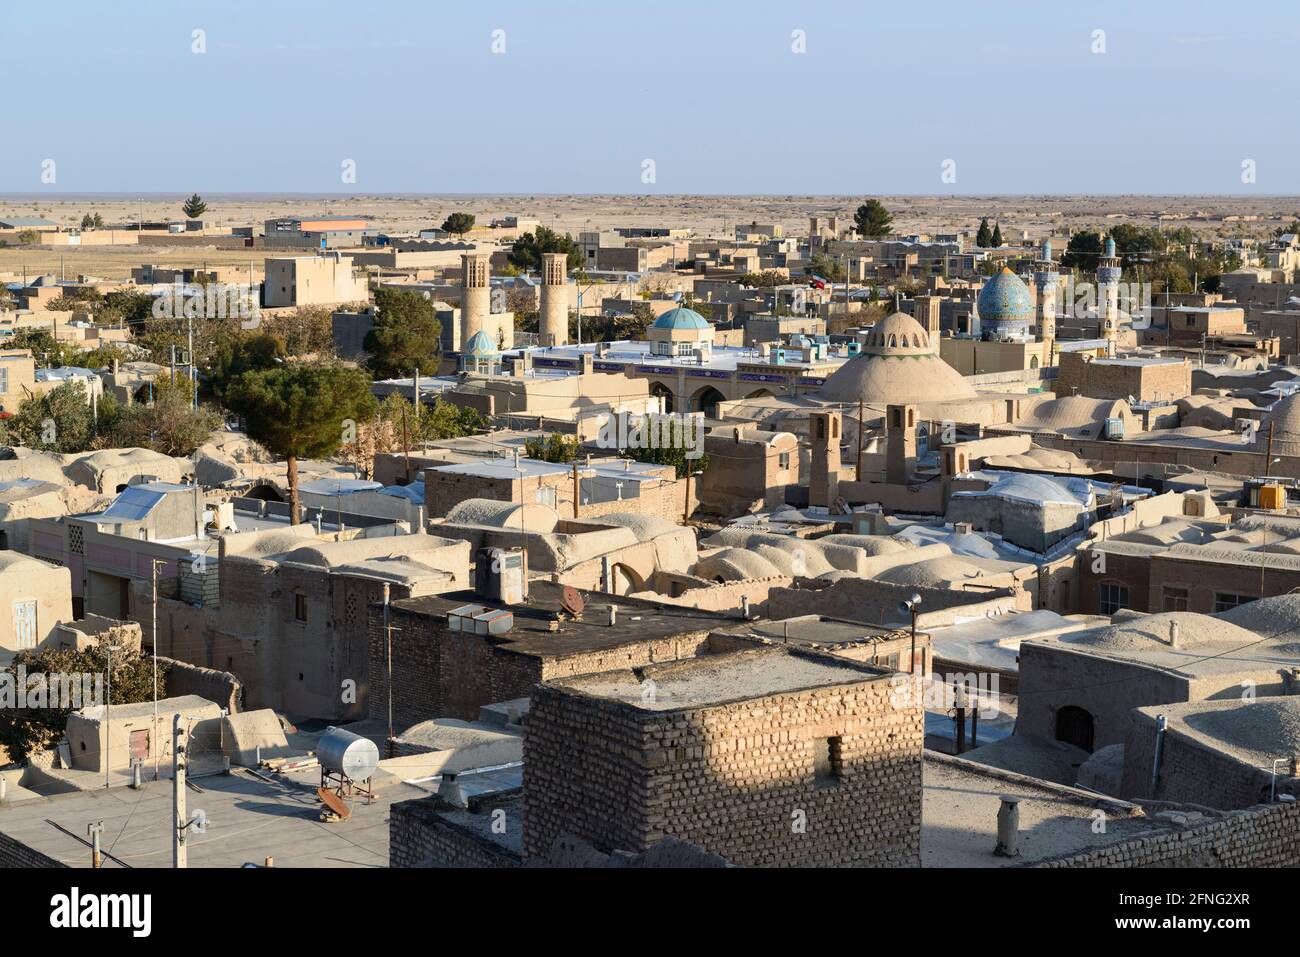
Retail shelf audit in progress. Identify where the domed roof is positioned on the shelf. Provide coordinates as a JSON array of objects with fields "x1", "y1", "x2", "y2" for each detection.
[
  {"x1": 463, "y1": 330, "x2": 498, "y2": 356},
  {"x1": 862, "y1": 311, "x2": 933, "y2": 356},
  {"x1": 976, "y1": 267, "x2": 1034, "y2": 331},
  {"x1": 818, "y1": 311, "x2": 975, "y2": 406},
  {"x1": 651, "y1": 306, "x2": 709, "y2": 330},
  {"x1": 1260, "y1": 393, "x2": 1300, "y2": 455}
]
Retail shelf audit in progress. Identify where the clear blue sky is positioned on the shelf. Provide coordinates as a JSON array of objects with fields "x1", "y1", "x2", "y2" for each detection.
[{"x1": 3, "y1": 0, "x2": 1295, "y2": 194}]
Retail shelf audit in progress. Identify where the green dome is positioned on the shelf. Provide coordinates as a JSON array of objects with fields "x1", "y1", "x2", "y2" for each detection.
[
  {"x1": 651, "y1": 306, "x2": 709, "y2": 331},
  {"x1": 464, "y1": 330, "x2": 498, "y2": 356}
]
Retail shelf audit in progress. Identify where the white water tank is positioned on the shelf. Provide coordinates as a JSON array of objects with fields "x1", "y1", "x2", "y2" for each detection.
[{"x1": 317, "y1": 727, "x2": 379, "y2": 781}]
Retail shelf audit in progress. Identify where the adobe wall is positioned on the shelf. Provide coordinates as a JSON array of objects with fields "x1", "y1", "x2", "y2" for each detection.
[
  {"x1": 1016, "y1": 642, "x2": 1191, "y2": 750},
  {"x1": 1032, "y1": 798, "x2": 1300, "y2": 868},
  {"x1": 1119, "y1": 710, "x2": 1289, "y2": 810},
  {"x1": 522, "y1": 661, "x2": 924, "y2": 867}
]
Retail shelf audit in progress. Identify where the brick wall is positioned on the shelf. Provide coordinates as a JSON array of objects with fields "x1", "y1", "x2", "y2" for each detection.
[
  {"x1": 389, "y1": 794, "x2": 524, "y2": 868},
  {"x1": 1016, "y1": 642, "x2": 1192, "y2": 750},
  {"x1": 1120, "y1": 711, "x2": 1294, "y2": 810},
  {"x1": 522, "y1": 660, "x2": 923, "y2": 867},
  {"x1": 368, "y1": 601, "x2": 716, "y2": 725},
  {"x1": 1032, "y1": 798, "x2": 1300, "y2": 867},
  {"x1": 0, "y1": 832, "x2": 67, "y2": 867}
]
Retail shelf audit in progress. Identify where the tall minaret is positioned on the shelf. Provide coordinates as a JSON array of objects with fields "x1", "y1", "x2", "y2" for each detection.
[
  {"x1": 1097, "y1": 235, "x2": 1122, "y2": 347},
  {"x1": 539, "y1": 252, "x2": 569, "y2": 347},
  {"x1": 1033, "y1": 238, "x2": 1058, "y2": 351},
  {"x1": 460, "y1": 252, "x2": 491, "y2": 346}
]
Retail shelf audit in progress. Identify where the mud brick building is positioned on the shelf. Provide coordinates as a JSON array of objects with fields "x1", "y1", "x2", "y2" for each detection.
[
  {"x1": 367, "y1": 581, "x2": 743, "y2": 727},
  {"x1": 522, "y1": 647, "x2": 924, "y2": 867}
]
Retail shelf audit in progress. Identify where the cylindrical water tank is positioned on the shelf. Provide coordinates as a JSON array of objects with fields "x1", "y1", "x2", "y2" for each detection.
[{"x1": 317, "y1": 727, "x2": 380, "y2": 781}]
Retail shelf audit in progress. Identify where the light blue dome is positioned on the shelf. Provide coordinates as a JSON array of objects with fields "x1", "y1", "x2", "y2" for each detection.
[
  {"x1": 651, "y1": 306, "x2": 709, "y2": 331},
  {"x1": 977, "y1": 266, "x2": 1034, "y2": 335},
  {"x1": 464, "y1": 330, "x2": 498, "y2": 356}
]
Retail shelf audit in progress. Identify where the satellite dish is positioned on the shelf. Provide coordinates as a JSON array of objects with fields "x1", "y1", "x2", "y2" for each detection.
[{"x1": 560, "y1": 586, "x2": 586, "y2": 619}]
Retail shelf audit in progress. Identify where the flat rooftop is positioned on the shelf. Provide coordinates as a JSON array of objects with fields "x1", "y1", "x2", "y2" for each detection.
[
  {"x1": 921, "y1": 754, "x2": 1164, "y2": 867},
  {"x1": 0, "y1": 769, "x2": 424, "y2": 868},
  {"x1": 390, "y1": 581, "x2": 728, "y2": 660},
  {"x1": 555, "y1": 647, "x2": 884, "y2": 712}
]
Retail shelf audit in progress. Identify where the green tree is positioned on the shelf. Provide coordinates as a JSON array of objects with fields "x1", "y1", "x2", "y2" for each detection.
[
  {"x1": 182, "y1": 193, "x2": 208, "y2": 219},
  {"x1": 103, "y1": 373, "x2": 221, "y2": 456},
  {"x1": 223, "y1": 364, "x2": 377, "y2": 523},
  {"x1": 0, "y1": 381, "x2": 95, "y2": 452},
  {"x1": 0, "y1": 636, "x2": 166, "y2": 762},
  {"x1": 619, "y1": 443, "x2": 709, "y2": 480},
  {"x1": 975, "y1": 218, "x2": 992, "y2": 247},
  {"x1": 415, "y1": 398, "x2": 487, "y2": 442},
  {"x1": 808, "y1": 254, "x2": 846, "y2": 282},
  {"x1": 509, "y1": 226, "x2": 583, "y2": 272},
  {"x1": 853, "y1": 199, "x2": 893, "y2": 239},
  {"x1": 205, "y1": 330, "x2": 287, "y2": 402},
  {"x1": 524, "y1": 433, "x2": 579, "y2": 463},
  {"x1": 738, "y1": 270, "x2": 788, "y2": 287},
  {"x1": 440, "y1": 212, "x2": 476, "y2": 236},
  {"x1": 990, "y1": 222, "x2": 1004, "y2": 248},
  {"x1": 4, "y1": 329, "x2": 85, "y2": 368},
  {"x1": 364, "y1": 288, "x2": 441, "y2": 378},
  {"x1": 1060, "y1": 229, "x2": 1104, "y2": 272},
  {"x1": 99, "y1": 289, "x2": 156, "y2": 328}
]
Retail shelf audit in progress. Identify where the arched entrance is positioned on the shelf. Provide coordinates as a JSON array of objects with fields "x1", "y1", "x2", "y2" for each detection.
[
  {"x1": 1055, "y1": 705, "x2": 1095, "y2": 752},
  {"x1": 649, "y1": 382, "x2": 674, "y2": 414},
  {"x1": 690, "y1": 385, "x2": 726, "y2": 418},
  {"x1": 609, "y1": 563, "x2": 645, "y2": 596}
]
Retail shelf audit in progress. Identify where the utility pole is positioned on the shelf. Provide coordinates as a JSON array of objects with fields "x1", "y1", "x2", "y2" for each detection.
[
  {"x1": 856, "y1": 398, "x2": 864, "y2": 482},
  {"x1": 88, "y1": 820, "x2": 103, "y2": 869},
  {"x1": 104, "y1": 644, "x2": 114, "y2": 790},
  {"x1": 151, "y1": 559, "x2": 164, "y2": 781},
  {"x1": 383, "y1": 583, "x2": 394, "y2": 759},
  {"x1": 172, "y1": 715, "x2": 187, "y2": 869},
  {"x1": 571, "y1": 459, "x2": 580, "y2": 519},
  {"x1": 1266, "y1": 420, "x2": 1275, "y2": 469}
]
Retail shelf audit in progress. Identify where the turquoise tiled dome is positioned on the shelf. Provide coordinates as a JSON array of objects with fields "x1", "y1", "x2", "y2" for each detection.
[
  {"x1": 977, "y1": 266, "x2": 1034, "y2": 335},
  {"x1": 464, "y1": 330, "x2": 498, "y2": 355},
  {"x1": 651, "y1": 306, "x2": 709, "y2": 330}
]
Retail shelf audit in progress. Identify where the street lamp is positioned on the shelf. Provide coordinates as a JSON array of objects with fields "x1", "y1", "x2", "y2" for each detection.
[{"x1": 900, "y1": 592, "x2": 922, "y2": 675}]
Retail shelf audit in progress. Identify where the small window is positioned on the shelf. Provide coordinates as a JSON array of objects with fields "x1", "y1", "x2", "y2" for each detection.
[
  {"x1": 1098, "y1": 582, "x2": 1129, "y2": 616},
  {"x1": 1213, "y1": 592, "x2": 1250, "y2": 613},
  {"x1": 778, "y1": 452, "x2": 791, "y2": 470},
  {"x1": 812, "y1": 736, "x2": 843, "y2": 788},
  {"x1": 294, "y1": 593, "x2": 307, "y2": 622},
  {"x1": 1162, "y1": 586, "x2": 1189, "y2": 612}
]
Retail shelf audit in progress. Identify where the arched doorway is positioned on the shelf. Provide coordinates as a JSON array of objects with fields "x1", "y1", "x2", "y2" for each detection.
[
  {"x1": 691, "y1": 386, "x2": 726, "y2": 418},
  {"x1": 1055, "y1": 705, "x2": 1094, "y2": 752},
  {"x1": 609, "y1": 563, "x2": 645, "y2": 595},
  {"x1": 649, "y1": 382, "x2": 674, "y2": 414}
]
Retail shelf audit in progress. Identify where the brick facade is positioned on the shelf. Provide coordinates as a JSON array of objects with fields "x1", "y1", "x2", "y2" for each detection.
[
  {"x1": 522, "y1": 653, "x2": 924, "y2": 867},
  {"x1": 1032, "y1": 798, "x2": 1300, "y2": 867}
]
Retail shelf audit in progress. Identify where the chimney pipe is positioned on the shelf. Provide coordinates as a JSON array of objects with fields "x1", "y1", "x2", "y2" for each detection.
[
  {"x1": 1168, "y1": 621, "x2": 1180, "y2": 649},
  {"x1": 994, "y1": 798, "x2": 1021, "y2": 857},
  {"x1": 607, "y1": 604, "x2": 618, "y2": 627},
  {"x1": 740, "y1": 595, "x2": 750, "y2": 619}
]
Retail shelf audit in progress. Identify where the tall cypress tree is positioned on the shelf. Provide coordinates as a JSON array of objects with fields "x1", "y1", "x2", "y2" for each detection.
[
  {"x1": 976, "y1": 218, "x2": 992, "y2": 247},
  {"x1": 990, "y1": 221, "x2": 1004, "y2": 248}
]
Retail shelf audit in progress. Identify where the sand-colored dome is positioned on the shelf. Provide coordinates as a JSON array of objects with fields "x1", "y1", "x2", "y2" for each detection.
[
  {"x1": 819, "y1": 311, "x2": 976, "y2": 406},
  {"x1": 1260, "y1": 393, "x2": 1300, "y2": 457}
]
